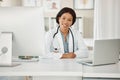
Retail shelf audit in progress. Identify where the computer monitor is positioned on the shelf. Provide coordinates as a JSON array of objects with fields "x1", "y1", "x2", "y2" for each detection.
[{"x1": 0, "y1": 7, "x2": 45, "y2": 57}]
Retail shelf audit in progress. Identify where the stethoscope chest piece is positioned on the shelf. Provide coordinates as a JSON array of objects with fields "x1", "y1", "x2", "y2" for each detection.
[{"x1": 53, "y1": 48, "x2": 61, "y2": 53}]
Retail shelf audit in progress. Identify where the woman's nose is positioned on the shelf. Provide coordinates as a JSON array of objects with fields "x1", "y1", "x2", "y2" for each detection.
[{"x1": 63, "y1": 20, "x2": 68, "y2": 25}]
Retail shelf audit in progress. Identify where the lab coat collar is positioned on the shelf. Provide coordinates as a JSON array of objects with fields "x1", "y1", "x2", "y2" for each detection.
[
  {"x1": 56, "y1": 30, "x2": 64, "y2": 53},
  {"x1": 69, "y1": 30, "x2": 73, "y2": 52},
  {"x1": 56, "y1": 29, "x2": 73, "y2": 53}
]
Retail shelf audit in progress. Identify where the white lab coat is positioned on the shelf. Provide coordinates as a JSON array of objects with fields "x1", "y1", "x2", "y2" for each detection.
[{"x1": 45, "y1": 27, "x2": 89, "y2": 59}]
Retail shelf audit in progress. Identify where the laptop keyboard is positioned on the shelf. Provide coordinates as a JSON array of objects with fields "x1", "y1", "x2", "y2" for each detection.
[
  {"x1": 76, "y1": 59, "x2": 93, "y2": 64},
  {"x1": 85, "y1": 61, "x2": 93, "y2": 64}
]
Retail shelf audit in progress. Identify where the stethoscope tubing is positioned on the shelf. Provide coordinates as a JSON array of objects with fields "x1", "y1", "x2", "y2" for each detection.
[{"x1": 53, "y1": 26, "x2": 74, "y2": 52}]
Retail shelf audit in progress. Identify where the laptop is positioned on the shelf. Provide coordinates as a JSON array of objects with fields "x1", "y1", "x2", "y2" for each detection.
[{"x1": 78, "y1": 39, "x2": 120, "y2": 66}]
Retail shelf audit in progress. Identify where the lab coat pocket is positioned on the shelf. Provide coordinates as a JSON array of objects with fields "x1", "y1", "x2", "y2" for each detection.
[{"x1": 52, "y1": 38, "x2": 60, "y2": 53}]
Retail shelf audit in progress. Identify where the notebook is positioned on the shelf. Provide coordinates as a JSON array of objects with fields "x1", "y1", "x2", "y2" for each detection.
[{"x1": 78, "y1": 39, "x2": 120, "y2": 66}]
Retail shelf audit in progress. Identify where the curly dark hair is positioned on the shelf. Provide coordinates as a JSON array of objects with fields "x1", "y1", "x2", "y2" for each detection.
[{"x1": 56, "y1": 7, "x2": 76, "y2": 26}]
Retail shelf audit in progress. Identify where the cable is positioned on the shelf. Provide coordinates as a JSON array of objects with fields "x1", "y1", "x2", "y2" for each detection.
[{"x1": 53, "y1": 26, "x2": 60, "y2": 38}]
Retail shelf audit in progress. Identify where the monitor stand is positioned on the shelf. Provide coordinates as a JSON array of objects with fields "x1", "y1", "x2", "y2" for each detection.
[{"x1": 0, "y1": 32, "x2": 20, "y2": 67}]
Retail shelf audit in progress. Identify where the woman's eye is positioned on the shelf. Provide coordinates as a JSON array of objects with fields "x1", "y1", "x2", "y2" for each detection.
[
  {"x1": 62, "y1": 18, "x2": 65, "y2": 20},
  {"x1": 68, "y1": 19, "x2": 72, "y2": 21}
]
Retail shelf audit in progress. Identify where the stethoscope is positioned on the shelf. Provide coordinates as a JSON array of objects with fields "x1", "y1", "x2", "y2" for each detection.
[{"x1": 53, "y1": 26, "x2": 74, "y2": 52}]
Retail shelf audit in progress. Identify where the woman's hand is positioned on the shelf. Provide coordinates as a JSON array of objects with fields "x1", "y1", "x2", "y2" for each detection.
[{"x1": 61, "y1": 52, "x2": 76, "y2": 59}]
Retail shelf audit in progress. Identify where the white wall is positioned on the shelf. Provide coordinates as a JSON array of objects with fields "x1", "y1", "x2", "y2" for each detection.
[
  {"x1": 0, "y1": 0, "x2": 94, "y2": 38},
  {"x1": 1, "y1": 0, "x2": 21, "y2": 6},
  {"x1": 44, "y1": 0, "x2": 94, "y2": 38},
  {"x1": 94, "y1": 0, "x2": 120, "y2": 39}
]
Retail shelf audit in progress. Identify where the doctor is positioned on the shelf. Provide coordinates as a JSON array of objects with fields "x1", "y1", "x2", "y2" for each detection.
[{"x1": 45, "y1": 7, "x2": 89, "y2": 59}]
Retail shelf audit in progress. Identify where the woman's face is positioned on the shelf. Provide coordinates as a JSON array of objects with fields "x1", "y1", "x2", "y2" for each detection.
[{"x1": 58, "y1": 13, "x2": 73, "y2": 31}]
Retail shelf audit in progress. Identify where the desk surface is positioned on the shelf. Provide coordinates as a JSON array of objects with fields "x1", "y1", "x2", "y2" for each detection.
[
  {"x1": 0, "y1": 59, "x2": 83, "y2": 76},
  {"x1": 83, "y1": 61, "x2": 120, "y2": 78},
  {"x1": 0, "y1": 58, "x2": 120, "y2": 78}
]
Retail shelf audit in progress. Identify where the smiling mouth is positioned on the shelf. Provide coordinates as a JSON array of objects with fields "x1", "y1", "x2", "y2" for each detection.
[{"x1": 62, "y1": 24, "x2": 68, "y2": 27}]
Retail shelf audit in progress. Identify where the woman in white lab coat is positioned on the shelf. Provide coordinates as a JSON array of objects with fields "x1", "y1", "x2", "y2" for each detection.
[{"x1": 45, "y1": 7, "x2": 89, "y2": 59}]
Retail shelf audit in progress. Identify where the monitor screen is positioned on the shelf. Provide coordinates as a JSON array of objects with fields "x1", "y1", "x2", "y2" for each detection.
[{"x1": 0, "y1": 7, "x2": 45, "y2": 56}]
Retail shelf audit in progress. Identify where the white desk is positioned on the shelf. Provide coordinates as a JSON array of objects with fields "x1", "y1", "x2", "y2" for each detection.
[
  {"x1": 83, "y1": 61, "x2": 120, "y2": 79},
  {"x1": 0, "y1": 59, "x2": 120, "y2": 80},
  {"x1": 0, "y1": 59, "x2": 83, "y2": 76}
]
